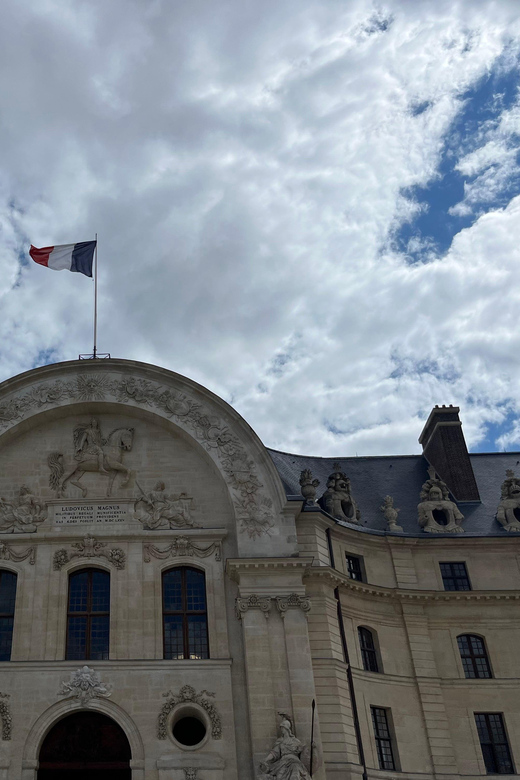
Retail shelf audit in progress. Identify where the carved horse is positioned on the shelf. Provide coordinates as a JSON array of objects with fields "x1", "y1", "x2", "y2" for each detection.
[{"x1": 48, "y1": 427, "x2": 135, "y2": 498}]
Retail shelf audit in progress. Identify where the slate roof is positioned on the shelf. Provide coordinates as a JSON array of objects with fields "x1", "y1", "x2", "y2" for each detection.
[{"x1": 267, "y1": 448, "x2": 520, "y2": 538}]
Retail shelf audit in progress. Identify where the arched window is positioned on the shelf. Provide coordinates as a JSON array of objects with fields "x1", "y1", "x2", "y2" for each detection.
[
  {"x1": 457, "y1": 634, "x2": 492, "y2": 679},
  {"x1": 66, "y1": 569, "x2": 110, "y2": 660},
  {"x1": 358, "y1": 627, "x2": 380, "y2": 673},
  {"x1": 0, "y1": 571, "x2": 17, "y2": 661},
  {"x1": 162, "y1": 567, "x2": 208, "y2": 659}
]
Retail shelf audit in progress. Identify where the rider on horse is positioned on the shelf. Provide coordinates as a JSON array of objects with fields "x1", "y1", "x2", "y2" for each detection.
[{"x1": 73, "y1": 418, "x2": 110, "y2": 475}]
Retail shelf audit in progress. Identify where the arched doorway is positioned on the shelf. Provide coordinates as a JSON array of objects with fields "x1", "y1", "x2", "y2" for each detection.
[{"x1": 37, "y1": 711, "x2": 131, "y2": 779}]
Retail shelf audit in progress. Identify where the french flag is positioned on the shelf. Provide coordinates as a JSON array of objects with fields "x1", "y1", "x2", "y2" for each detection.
[{"x1": 29, "y1": 241, "x2": 96, "y2": 278}]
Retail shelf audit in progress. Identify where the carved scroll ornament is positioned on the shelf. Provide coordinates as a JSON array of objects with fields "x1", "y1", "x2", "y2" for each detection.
[
  {"x1": 53, "y1": 535, "x2": 126, "y2": 570},
  {"x1": 158, "y1": 685, "x2": 221, "y2": 740},
  {"x1": 275, "y1": 593, "x2": 311, "y2": 619},
  {"x1": 235, "y1": 594, "x2": 272, "y2": 620},
  {"x1": 0, "y1": 540, "x2": 35, "y2": 564},
  {"x1": 144, "y1": 537, "x2": 221, "y2": 562},
  {"x1": 0, "y1": 373, "x2": 275, "y2": 538}
]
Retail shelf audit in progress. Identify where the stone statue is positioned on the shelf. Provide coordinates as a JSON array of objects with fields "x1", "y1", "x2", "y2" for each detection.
[
  {"x1": 318, "y1": 469, "x2": 361, "y2": 524},
  {"x1": 299, "y1": 470, "x2": 319, "y2": 505},
  {"x1": 417, "y1": 467, "x2": 464, "y2": 533},
  {"x1": 496, "y1": 470, "x2": 520, "y2": 532},
  {"x1": 259, "y1": 713, "x2": 314, "y2": 780},
  {"x1": 0, "y1": 486, "x2": 46, "y2": 533},
  {"x1": 134, "y1": 481, "x2": 197, "y2": 530},
  {"x1": 380, "y1": 495, "x2": 403, "y2": 532},
  {"x1": 48, "y1": 419, "x2": 135, "y2": 498}
]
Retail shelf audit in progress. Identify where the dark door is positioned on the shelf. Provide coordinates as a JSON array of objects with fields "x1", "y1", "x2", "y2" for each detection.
[{"x1": 37, "y1": 711, "x2": 131, "y2": 779}]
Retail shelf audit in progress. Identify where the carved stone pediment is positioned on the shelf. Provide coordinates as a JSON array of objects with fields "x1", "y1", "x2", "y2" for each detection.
[{"x1": 418, "y1": 466, "x2": 464, "y2": 534}]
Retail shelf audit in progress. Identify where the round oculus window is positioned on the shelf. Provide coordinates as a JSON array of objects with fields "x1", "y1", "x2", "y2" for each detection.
[{"x1": 172, "y1": 715, "x2": 207, "y2": 747}]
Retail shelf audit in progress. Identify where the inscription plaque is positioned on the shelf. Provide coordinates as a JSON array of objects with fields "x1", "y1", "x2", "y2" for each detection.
[{"x1": 48, "y1": 500, "x2": 135, "y2": 526}]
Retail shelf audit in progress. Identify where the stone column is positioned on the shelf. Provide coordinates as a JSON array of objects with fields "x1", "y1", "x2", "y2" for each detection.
[{"x1": 402, "y1": 602, "x2": 458, "y2": 776}]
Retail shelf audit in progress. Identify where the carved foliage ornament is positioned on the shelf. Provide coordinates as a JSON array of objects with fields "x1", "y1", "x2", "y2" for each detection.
[
  {"x1": 0, "y1": 486, "x2": 46, "y2": 534},
  {"x1": 184, "y1": 771, "x2": 198, "y2": 780},
  {"x1": 57, "y1": 666, "x2": 112, "y2": 706},
  {"x1": 236, "y1": 594, "x2": 311, "y2": 620},
  {"x1": 0, "y1": 694, "x2": 11, "y2": 741},
  {"x1": 144, "y1": 537, "x2": 221, "y2": 562},
  {"x1": 53, "y1": 535, "x2": 126, "y2": 570},
  {"x1": 418, "y1": 466, "x2": 464, "y2": 534},
  {"x1": 158, "y1": 685, "x2": 221, "y2": 740},
  {"x1": 1, "y1": 374, "x2": 274, "y2": 539}
]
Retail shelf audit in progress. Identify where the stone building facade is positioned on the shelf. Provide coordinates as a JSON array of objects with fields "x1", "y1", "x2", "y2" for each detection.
[{"x1": 0, "y1": 358, "x2": 517, "y2": 779}]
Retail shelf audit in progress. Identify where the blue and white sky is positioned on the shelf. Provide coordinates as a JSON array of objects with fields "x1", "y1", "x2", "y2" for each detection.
[{"x1": 1, "y1": 0, "x2": 520, "y2": 457}]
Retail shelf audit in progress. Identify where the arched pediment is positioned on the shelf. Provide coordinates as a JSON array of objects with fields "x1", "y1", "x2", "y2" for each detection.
[{"x1": 0, "y1": 360, "x2": 292, "y2": 555}]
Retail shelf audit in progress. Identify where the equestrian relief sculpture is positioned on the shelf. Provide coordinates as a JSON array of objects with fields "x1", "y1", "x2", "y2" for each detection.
[
  {"x1": 496, "y1": 469, "x2": 520, "y2": 532},
  {"x1": 417, "y1": 466, "x2": 464, "y2": 533},
  {"x1": 48, "y1": 418, "x2": 135, "y2": 498},
  {"x1": 259, "y1": 713, "x2": 316, "y2": 780}
]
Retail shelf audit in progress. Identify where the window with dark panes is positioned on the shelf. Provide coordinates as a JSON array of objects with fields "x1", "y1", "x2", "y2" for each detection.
[
  {"x1": 345, "y1": 554, "x2": 364, "y2": 582},
  {"x1": 0, "y1": 571, "x2": 16, "y2": 661},
  {"x1": 66, "y1": 569, "x2": 110, "y2": 660},
  {"x1": 358, "y1": 627, "x2": 380, "y2": 673},
  {"x1": 457, "y1": 635, "x2": 492, "y2": 679},
  {"x1": 439, "y1": 561, "x2": 471, "y2": 591},
  {"x1": 163, "y1": 567, "x2": 208, "y2": 659},
  {"x1": 475, "y1": 713, "x2": 514, "y2": 774},
  {"x1": 371, "y1": 707, "x2": 396, "y2": 770}
]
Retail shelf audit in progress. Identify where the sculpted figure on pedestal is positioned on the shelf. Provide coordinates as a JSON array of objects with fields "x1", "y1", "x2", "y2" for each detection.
[
  {"x1": 417, "y1": 467, "x2": 464, "y2": 534},
  {"x1": 135, "y1": 481, "x2": 197, "y2": 530},
  {"x1": 496, "y1": 470, "x2": 520, "y2": 532},
  {"x1": 0, "y1": 486, "x2": 46, "y2": 533},
  {"x1": 259, "y1": 713, "x2": 314, "y2": 780},
  {"x1": 318, "y1": 467, "x2": 361, "y2": 524}
]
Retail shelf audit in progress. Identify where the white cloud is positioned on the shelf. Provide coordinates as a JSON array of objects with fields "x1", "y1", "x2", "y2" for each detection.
[{"x1": 0, "y1": 0, "x2": 520, "y2": 455}]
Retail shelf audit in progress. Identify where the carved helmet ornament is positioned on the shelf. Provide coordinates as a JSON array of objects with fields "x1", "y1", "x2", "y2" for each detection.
[
  {"x1": 318, "y1": 464, "x2": 361, "y2": 525},
  {"x1": 417, "y1": 466, "x2": 464, "y2": 534},
  {"x1": 496, "y1": 469, "x2": 520, "y2": 533}
]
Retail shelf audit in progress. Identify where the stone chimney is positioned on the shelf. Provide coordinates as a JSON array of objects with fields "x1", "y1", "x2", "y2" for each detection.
[{"x1": 419, "y1": 405, "x2": 480, "y2": 502}]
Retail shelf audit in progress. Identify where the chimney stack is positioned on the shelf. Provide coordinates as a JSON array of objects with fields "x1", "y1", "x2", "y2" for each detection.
[{"x1": 419, "y1": 405, "x2": 480, "y2": 502}]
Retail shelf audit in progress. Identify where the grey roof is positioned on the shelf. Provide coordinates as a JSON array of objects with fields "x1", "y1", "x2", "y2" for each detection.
[{"x1": 267, "y1": 448, "x2": 520, "y2": 538}]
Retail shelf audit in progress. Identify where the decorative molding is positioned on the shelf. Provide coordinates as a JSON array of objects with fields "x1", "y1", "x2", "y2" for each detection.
[
  {"x1": 0, "y1": 373, "x2": 274, "y2": 539},
  {"x1": 304, "y1": 565, "x2": 520, "y2": 603},
  {"x1": 0, "y1": 694, "x2": 11, "y2": 740},
  {"x1": 0, "y1": 540, "x2": 35, "y2": 565},
  {"x1": 235, "y1": 594, "x2": 271, "y2": 620},
  {"x1": 184, "y1": 770, "x2": 197, "y2": 780},
  {"x1": 53, "y1": 534, "x2": 126, "y2": 570},
  {"x1": 158, "y1": 685, "x2": 221, "y2": 740},
  {"x1": 275, "y1": 593, "x2": 311, "y2": 619},
  {"x1": 57, "y1": 666, "x2": 112, "y2": 706},
  {"x1": 144, "y1": 537, "x2": 221, "y2": 562},
  {"x1": 0, "y1": 486, "x2": 46, "y2": 534}
]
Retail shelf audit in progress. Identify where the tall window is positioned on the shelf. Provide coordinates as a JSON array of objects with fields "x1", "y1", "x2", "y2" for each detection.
[
  {"x1": 358, "y1": 627, "x2": 380, "y2": 673},
  {"x1": 0, "y1": 571, "x2": 16, "y2": 661},
  {"x1": 439, "y1": 562, "x2": 471, "y2": 591},
  {"x1": 163, "y1": 567, "x2": 208, "y2": 659},
  {"x1": 66, "y1": 569, "x2": 110, "y2": 660},
  {"x1": 345, "y1": 553, "x2": 364, "y2": 582},
  {"x1": 475, "y1": 713, "x2": 514, "y2": 774},
  {"x1": 371, "y1": 707, "x2": 396, "y2": 770},
  {"x1": 457, "y1": 635, "x2": 492, "y2": 679}
]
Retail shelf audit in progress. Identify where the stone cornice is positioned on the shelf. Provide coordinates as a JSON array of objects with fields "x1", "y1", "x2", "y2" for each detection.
[
  {"x1": 304, "y1": 565, "x2": 520, "y2": 603},
  {"x1": 226, "y1": 557, "x2": 314, "y2": 582}
]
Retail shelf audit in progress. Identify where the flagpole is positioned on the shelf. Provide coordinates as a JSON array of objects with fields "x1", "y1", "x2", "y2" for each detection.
[{"x1": 93, "y1": 233, "x2": 98, "y2": 358}]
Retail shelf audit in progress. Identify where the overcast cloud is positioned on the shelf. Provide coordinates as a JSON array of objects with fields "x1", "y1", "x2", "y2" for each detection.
[{"x1": 1, "y1": 0, "x2": 520, "y2": 456}]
